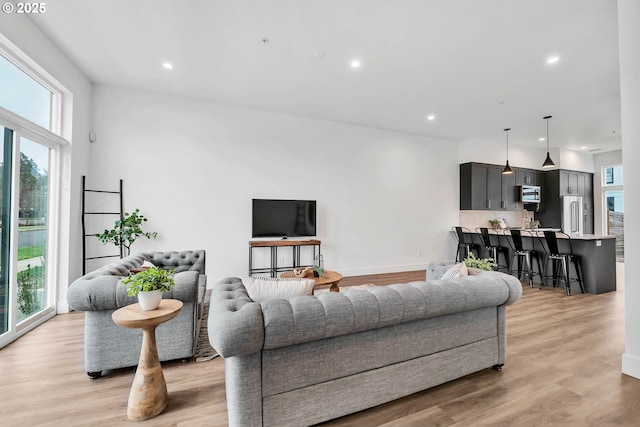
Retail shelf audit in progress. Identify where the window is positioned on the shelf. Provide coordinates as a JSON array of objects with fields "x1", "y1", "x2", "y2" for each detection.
[
  {"x1": 603, "y1": 166, "x2": 623, "y2": 186},
  {"x1": 0, "y1": 44, "x2": 64, "y2": 347},
  {"x1": 0, "y1": 54, "x2": 52, "y2": 130},
  {"x1": 602, "y1": 165, "x2": 624, "y2": 262}
]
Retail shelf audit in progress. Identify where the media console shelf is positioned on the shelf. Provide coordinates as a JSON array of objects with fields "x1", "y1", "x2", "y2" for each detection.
[{"x1": 249, "y1": 239, "x2": 321, "y2": 277}]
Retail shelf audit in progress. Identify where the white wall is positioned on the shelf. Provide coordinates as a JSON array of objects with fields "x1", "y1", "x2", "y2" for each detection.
[
  {"x1": 0, "y1": 15, "x2": 93, "y2": 312},
  {"x1": 619, "y1": 0, "x2": 640, "y2": 379},
  {"x1": 593, "y1": 150, "x2": 623, "y2": 234},
  {"x1": 557, "y1": 148, "x2": 595, "y2": 172},
  {"x1": 459, "y1": 138, "x2": 595, "y2": 173},
  {"x1": 89, "y1": 85, "x2": 460, "y2": 280},
  {"x1": 458, "y1": 138, "x2": 548, "y2": 169}
]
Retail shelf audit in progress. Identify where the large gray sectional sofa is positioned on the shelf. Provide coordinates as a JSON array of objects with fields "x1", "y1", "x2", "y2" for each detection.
[
  {"x1": 67, "y1": 250, "x2": 206, "y2": 378},
  {"x1": 209, "y1": 270, "x2": 523, "y2": 426}
]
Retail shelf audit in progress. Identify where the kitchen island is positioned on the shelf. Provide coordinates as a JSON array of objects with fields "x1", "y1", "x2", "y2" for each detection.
[{"x1": 458, "y1": 229, "x2": 617, "y2": 294}]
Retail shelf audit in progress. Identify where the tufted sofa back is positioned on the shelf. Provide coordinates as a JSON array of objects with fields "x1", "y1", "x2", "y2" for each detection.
[
  {"x1": 209, "y1": 271, "x2": 522, "y2": 359},
  {"x1": 145, "y1": 250, "x2": 206, "y2": 273}
]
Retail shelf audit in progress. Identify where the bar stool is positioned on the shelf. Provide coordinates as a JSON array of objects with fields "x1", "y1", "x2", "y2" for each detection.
[
  {"x1": 542, "y1": 231, "x2": 585, "y2": 296},
  {"x1": 475, "y1": 227, "x2": 510, "y2": 272},
  {"x1": 452, "y1": 226, "x2": 481, "y2": 262},
  {"x1": 508, "y1": 229, "x2": 544, "y2": 287}
]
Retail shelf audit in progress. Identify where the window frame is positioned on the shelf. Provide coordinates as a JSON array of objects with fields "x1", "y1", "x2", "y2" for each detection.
[{"x1": 0, "y1": 39, "x2": 69, "y2": 348}]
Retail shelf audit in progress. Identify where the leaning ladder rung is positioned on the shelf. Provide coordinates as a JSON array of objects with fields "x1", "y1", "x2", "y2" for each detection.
[
  {"x1": 84, "y1": 189, "x2": 120, "y2": 194},
  {"x1": 83, "y1": 212, "x2": 121, "y2": 215},
  {"x1": 85, "y1": 255, "x2": 121, "y2": 260}
]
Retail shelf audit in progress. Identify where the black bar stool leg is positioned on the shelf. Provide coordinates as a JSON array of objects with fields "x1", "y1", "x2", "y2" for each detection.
[
  {"x1": 573, "y1": 256, "x2": 585, "y2": 294},
  {"x1": 562, "y1": 257, "x2": 571, "y2": 296}
]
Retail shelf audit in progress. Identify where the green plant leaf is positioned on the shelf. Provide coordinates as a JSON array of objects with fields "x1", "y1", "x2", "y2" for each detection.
[
  {"x1": 121, "y1": 267, "x2": 176, "y2": 297},
  {"x1": 95, "y1": 208, "x2": 157, "y2": 255}
]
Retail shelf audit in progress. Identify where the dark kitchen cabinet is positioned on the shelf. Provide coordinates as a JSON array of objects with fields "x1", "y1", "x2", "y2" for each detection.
[
  {"x1": 515, "y1": 168, "x2": 540, "y2": 186},
  {"x1": 537, "y1": 169, "x2": 594, "y2": 233},
  {"x1": 559, "y1": 170, "x2": 580, "y2": 195},
  {"x1": 460, "y1": 163, "x2": 518, "y2": 211}
]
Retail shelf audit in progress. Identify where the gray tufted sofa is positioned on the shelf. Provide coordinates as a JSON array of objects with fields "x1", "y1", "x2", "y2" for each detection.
[
  {"x1": 67, "y1": 250, "x2": 206, "y2": 378},
  {"x1": 209, "y1": 270, "x2": 522, "y2": 427}
]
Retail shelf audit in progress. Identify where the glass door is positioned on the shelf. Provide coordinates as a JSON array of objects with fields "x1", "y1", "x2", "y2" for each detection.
[
  {"x1": 0, "y1": 126, "x2": 12, "y2": 335},
  {"x1": 17, "y1": 138, "x2": 49, "y2": 324}
]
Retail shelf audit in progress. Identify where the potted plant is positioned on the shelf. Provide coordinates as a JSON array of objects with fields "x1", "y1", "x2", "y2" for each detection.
[
  {"x1": 489, "y1": 219, "x2": 500, "y2": 230},
  {"x1": 96, "y1": 209, "x2": 157, "y2": 257},
  {"x1": 463, "y1": 253, "x2": 497, "y2": 271},
  {"x1": 121, "y1": 267, "x2": 176, "y2": 310},
  {"x1": 312, "y1": 265, "x2": 326, "y2": 278}
]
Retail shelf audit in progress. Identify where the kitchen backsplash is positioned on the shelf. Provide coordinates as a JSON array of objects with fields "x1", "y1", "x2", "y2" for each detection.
[{"x1": 459, "y1": 208, "x2": 534, "y2": 230}]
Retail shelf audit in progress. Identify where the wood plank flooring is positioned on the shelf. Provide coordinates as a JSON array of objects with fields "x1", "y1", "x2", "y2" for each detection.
[{"x1": 1, "y1": 264, "x2": 638, "y2": 426}]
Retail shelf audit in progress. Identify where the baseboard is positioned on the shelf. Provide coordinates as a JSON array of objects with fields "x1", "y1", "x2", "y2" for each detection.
[
  {"x1": 57, "y1": 300, "x2": 69, "y2": 314},
  {"x1": 622, "y1": 353, "x2": 640, "y2": 379}
]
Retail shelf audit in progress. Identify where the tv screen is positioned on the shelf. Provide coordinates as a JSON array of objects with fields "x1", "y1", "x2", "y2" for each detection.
[{"x1": 252, "y1": 199, "x2": 317, "y2": 238}]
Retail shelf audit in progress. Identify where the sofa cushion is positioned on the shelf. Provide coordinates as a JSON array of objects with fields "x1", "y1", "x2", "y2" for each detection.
[
  {"x1": 440, "y1": 262, "x2": 468, "y2": 279},
  {"x1": 242, "y1": 277, "x2": 315, "y2": 302}
]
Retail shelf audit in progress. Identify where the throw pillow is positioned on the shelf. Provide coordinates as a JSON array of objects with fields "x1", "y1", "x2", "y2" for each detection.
[
  {"x1": 241, "y1": 277, "x2": 315, "y2": 302},
  {"x1": 440, "y1": 262, "x2": 469, "y2": 279}
]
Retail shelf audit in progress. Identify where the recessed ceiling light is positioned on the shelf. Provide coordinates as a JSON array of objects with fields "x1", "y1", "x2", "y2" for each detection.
[
  {"x1": 546, "y1": 56, "x2": 560, "y2": 64},
  {"x1": 581, "y1": 146, "x2": 587, "y2": 149},
  {"x1": 350, "y1": 60, "x2": 361, "y2": 68},
  {"x1": 539, "y1": 137, "x2": 546, "y2": 142},
  {"x1": 426, "y1": 115, "x2": 435, "y2": 121},
  {"x1": 162, "y1": 62, "x2": 173, "y2": 70}
]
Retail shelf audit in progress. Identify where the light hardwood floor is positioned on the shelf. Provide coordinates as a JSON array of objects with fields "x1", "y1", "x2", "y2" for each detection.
[{"x1": 1, "y1": 264, "x2": 638, "y2": 426}]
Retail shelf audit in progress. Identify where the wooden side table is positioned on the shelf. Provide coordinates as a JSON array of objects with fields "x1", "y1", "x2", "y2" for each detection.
[
  {"x1": 280, "y1": 270, "x2": 343, "y2": 293},
  {"x1": 112, "y1": 299, "x2": 183, "y2": 421}
]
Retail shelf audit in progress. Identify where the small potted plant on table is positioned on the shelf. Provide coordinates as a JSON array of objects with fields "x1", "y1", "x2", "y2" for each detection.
[{"x1": 121, "y1": 267, "x2": 176, "y2": 310}]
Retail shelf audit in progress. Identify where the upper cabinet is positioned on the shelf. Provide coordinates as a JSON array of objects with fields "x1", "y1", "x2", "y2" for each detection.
[
  {"x1": 460, "y1": 162, "x2": 518, "y2": 211},
  {"x1": 515, "y1": 168, "x2": 541, "y2": 186}
]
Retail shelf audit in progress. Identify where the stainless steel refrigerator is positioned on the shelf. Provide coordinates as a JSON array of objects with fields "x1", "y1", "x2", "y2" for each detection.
[{"x1": 562, "y1": 196, "x2": 583, "y2": 236}]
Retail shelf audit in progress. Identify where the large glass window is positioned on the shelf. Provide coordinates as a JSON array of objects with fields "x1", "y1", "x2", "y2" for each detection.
[
  {"x1": 17, "y1": 138, "x2": 49, "y2": 323},
  {"x1": 0, "y1": 54, "x2": 52, "y2": 130},
  {"x1": 603, "y1": 165, "x2": 624, "y2": 261},
  {"x1": 0, "y1": 126, "x2": 12, "y2": 335},
  {"x1": 0, "y1": 44, "x2": 62, "y2": 347}
]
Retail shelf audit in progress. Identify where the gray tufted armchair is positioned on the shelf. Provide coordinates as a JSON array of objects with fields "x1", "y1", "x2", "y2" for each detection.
[{"x1": 67, "y1": 250, "x2": 206, "y2": 378}]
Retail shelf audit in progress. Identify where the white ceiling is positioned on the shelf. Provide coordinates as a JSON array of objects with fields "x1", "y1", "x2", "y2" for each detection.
[{"x1": 29, "y1": 0, "x2": 621, "y2": 152}]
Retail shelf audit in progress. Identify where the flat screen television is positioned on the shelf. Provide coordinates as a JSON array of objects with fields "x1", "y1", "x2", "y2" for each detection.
[{"x1": 252, "y1": 199, "x2": 317, "y2": 238}]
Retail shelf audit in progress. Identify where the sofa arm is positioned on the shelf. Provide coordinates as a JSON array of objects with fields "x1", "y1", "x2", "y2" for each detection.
[
  {"x1": 208, "y1": 278, "x2": 265, "y2": 358},
  {"x1": 480, "y1": 271, "x2": 523, "y2": 305},
  {"x1": 68, "y1": 270, "x2": 201, "y2": 312}
]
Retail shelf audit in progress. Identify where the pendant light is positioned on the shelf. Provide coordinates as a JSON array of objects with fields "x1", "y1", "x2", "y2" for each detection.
[
  {"x1": 502, "y1": 128, "x2": 513, "y2": 174},
  {"x1": 542, "y1": 115, "x2": 556, "y2": 168}
]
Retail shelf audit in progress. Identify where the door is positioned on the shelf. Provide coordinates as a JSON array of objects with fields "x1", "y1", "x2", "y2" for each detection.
[{"x1": 0, "y1": 126, "x2": 12, "y2": 335}]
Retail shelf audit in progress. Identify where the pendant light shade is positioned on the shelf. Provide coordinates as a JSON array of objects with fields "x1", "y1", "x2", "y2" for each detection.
[
  {"x1": 542, "y1": 115, "x2": 556, "y2": 168},
  {"x1": 502, "y1": 128, "x2": 513, "y2": 174}
]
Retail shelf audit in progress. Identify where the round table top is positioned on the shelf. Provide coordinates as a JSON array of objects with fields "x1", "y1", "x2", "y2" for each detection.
[
  {"x1": 281, "y1": 270, "x2": 343, "y2": 286},
  {"x1": 112, "y1": 299, "x2": 183, "y2": 330}
]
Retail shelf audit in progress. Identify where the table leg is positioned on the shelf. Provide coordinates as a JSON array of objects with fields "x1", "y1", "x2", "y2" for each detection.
[
  {"x1": 330, "y1": 283, "x2": 340, "y2": 292},
  {"x1": 127, "y1": 326, "x2": 168, "y2": 421}
]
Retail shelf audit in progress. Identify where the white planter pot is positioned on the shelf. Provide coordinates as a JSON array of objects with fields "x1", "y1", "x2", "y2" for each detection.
[{"x1": 137, "y1": 290, "x2": 163, "y2": 311}]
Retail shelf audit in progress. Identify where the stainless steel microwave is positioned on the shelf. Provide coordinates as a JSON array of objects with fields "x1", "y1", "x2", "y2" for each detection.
[{"x1": 520, "y1": 185, "x2": 541, "y2": 203}]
